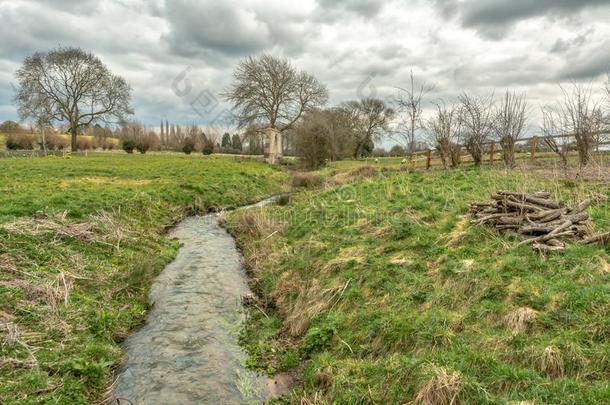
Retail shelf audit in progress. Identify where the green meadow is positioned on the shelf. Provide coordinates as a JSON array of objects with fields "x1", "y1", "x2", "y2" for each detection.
[
  {"x1": 0, "y1": 154, "x2": 286, "y2": 403},
  {"x1": 227, "y1": 166, "x2": 610, "y2": 404}
]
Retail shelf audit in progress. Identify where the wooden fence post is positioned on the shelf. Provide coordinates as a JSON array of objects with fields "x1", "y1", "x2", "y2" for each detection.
[
  {"x1": 530, "y1": 136, "x2": 538, "y2": 162},
  {"x1": 426, "y1": 149, "x2": 432, "y2": 170}
]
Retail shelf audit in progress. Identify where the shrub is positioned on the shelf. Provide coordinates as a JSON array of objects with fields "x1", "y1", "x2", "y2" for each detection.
[
  {"x1": 202, "y1": 141, "x2": 214, "y2": 155},
  {"x1": 389, "y1": 144, "x2": 406, "y2": 156},
  {"x1": 295, "y1": 123, "x2": 331, "y2": 169},
  {"x1": 122, "y1": 139, "x2": 136, "y2": 154},
  {"x1": 96, "y1": 137, "x2": 118, "y2": 150},
  {"x1": 136, "y1": 141, "x2": 150, "y2": 154},
  {"x1": 182, "y1": 143, "x2": 194, "y2": 155},
  {"x1": 76, "y1": 136, "x2": 94, "y2": 150},
  {"x1": 6, "y1": 133, "x2": 36, "y2": 150},
  {"x1": 47, "y1": 134, "x2": 70, "y2": 150}
]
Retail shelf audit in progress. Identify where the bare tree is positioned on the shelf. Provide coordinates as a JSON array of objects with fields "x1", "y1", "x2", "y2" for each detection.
[
  {"x1": 224, "y1": 54, "x2": 328, "y2": 131},
  {"x1": 16, "y1": 92, "x2": 54, "y2": 156},
  {"x1": 339, "y1": 98, "x2": 394, "y2": 159},
  {"x1": 544, "y1": 83, "x2": 604, "y2": 167},
  {"x1": 458, "y1": 92, "x2": 494, "y2": 166},
  {"x1": 541, "y1": 106, "x2": 570, "y2": 169},
  {"x1": 493, "y1": 91, "x2": 529, "y2": 168},
  {"x1": 394, "y1": 70, "x2": 431, "y2": 160},
  {"x1": 426, "y1": 102, "x2": 461, "y2": 169},
  {"x1": 14, "y1": 46, "x2": 132, "y2": 152}
]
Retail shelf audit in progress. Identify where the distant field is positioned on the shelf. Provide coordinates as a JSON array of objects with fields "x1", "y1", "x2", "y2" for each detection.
[
  {"x1": 0, "y1": 155, "x2": 287, "y2": 403},
  {"x1": 228, "y1": 166, "x2": 610, "y2": 404}
]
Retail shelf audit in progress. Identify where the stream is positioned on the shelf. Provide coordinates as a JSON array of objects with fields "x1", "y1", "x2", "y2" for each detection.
[{"x1": 112, "y1": 198, "x2": 278, "y2": 404}]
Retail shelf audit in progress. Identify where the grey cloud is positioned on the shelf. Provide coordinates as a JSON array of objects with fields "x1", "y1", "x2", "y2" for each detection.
[
  {"x1": 452, "y1": 0, "x2": 609, "y2": 39},
  {"x1": 163, "y1": 0, "x2": 271, "y2": 56},
  {"x1": 162, "y1": 0, "x2": 314, "y2": 58},
  {"x1": 557, "y1": 40, "x2": 610, "y2": 79},
  {"x1": 550, "y1": 29, "x2": 594, "y2": 54},
  {"x1": 317, "y1": 0, "x2": 384, "y2": 18},
  {"x1": 36, "y1": 0, "x2": 101, "y2": 13}
]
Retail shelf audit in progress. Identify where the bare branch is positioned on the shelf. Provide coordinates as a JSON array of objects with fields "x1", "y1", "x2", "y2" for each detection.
[
  {"x1": 223, "y1": 54, "x2": 328, "y2": 132},
  {"x1": 458, "y1": 92, "x2": 494, "y2": 166},
  {"x1": 493, "y1": 90, "x2": 529, "y2": 167},
  {"x1": 393, "y1": 70, "x2": 432, "y2": 158},
  {"x1": 426, "y1": 101, "x2": 461, "y2": 169}
]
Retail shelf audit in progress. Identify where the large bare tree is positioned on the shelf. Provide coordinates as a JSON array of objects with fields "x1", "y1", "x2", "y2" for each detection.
[
  {"x1": 493, "y1": 91, "x2": 529, "y2": 168},
  {"x1": 224, "y1": 54, "x2": 328, "y2": 131},
  {"x1": 394, "y1": 71, "x2": 431, "y2": 160},
  {"x1": 14, "y1": 47, "x2": 132, "y2": 152},
  {"x1": 458, "y1": 92, "x2": 494, "y2": 166},
  {"x1": 339, "y1": 98, "x2": 394, "y2": 159},
  {"x1": 426, "y1": 102, "x2": 461, "y2": 170}
]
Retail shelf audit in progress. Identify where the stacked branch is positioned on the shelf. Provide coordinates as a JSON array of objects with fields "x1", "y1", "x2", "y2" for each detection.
[{"x1": 469, "y1": 190, "x2": 609, "y2": 252}]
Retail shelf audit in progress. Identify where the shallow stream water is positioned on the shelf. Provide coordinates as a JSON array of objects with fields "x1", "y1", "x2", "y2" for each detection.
[{"x1": 112, "y1": 199, "x2": 277, "y2": 404}]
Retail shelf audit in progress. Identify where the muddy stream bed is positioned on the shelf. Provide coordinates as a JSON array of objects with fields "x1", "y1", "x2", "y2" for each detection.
[{"x1": 112, "y1": 198, "x2": 286, "y2": 404}]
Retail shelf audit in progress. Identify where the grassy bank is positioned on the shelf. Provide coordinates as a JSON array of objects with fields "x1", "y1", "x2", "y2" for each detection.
[
  {"x1": 227, "y1": 167, "x2": 610, "y2": 404},
  {"x1": 0, "y1": 154, "x2": 286, "y2": 403}
]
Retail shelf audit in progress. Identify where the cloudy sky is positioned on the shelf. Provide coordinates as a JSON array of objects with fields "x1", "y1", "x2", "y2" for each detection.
[{"x1": 1, "y1": 0, "x2": 609, "y2": 133}]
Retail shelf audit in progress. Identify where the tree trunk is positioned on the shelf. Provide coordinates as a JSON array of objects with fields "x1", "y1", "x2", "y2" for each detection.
[
  {"x1": 354, "y1": 142, "x2": 362, "y2": 159},
  {"x1": 501, "y1": 138, "x2": 515, "y2": 168},
  {"x1": 437, "y1": 140, "x2": 449, "y2": 170},
  {"x1": 41, "y1": 127, "x2": 48, "y2": 157},
  {"x1": 70, "y1": 126, "x2": 78, "y2": 152}
]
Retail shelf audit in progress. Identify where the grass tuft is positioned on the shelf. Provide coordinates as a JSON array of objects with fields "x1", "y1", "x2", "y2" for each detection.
[
  {"x1": 504, "y1": 307, "x2": 538, "y2": 334},
  {"x1": 538, "y1": 346, "x2": 564, "y2": 378},
  {"x1": 414, "y1": 365, "x2": 463, "y2": 405}
]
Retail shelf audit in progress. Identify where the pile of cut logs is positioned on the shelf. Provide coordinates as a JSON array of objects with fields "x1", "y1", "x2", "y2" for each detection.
[{"x1": 470, "y1": 190, "x2": 610, "y2": 252}]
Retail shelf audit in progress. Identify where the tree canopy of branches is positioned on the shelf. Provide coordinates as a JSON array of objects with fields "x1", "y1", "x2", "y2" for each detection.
[
  {"x1": 294, "y1": 113, "x2": 332, "y2": 169},
  {"x1": 541, "y1": 106, "x2": 570, "y2": 168},
  {"x1": 394, "y1": 71, "x2": 431, "y2": 159},
  {"x1": 458, "y1": 92, "x2": 494, "y2": 166},
  {"x1": 542, "y1": 84, "x2": 604, "y2": 167},
  {"x1": 221, "y1": 132, "x2": 232, "y2": 149},
  {"x1": 339, "y1": 98, "x2": 394, "y2": 159},
  {"x1": 426, "y1": 102, "x2": 461, "y2": 169},
  {"x1": 224, "y1": 54, "x2": 328, "y2": 132},
  {"x1": 493, "y1": 91, "x2": 528, "y2": 168},
  {"x1": 14, "y1": 46, "x2": 133, "y2": 151},
  {"x1": 294, "y1": 108, "x2": 357, "y2": 167},
  {"x1": 0, "y1": 120, "x2": 25, "y2": 134},
  {"x1": 231, "y1": 134, "x2": 242, "y2": 151}
]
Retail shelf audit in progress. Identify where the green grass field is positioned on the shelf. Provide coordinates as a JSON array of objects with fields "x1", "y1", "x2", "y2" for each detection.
[
  {"x1": 227, "y1": 166, "x2": 610, "y2": 404},
  {"x1": 323, "y1": 151, "x2": 610, "y2": 173},
  {"x1": 0, "y1": 154, "x2": 286, "y2": 403}
]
